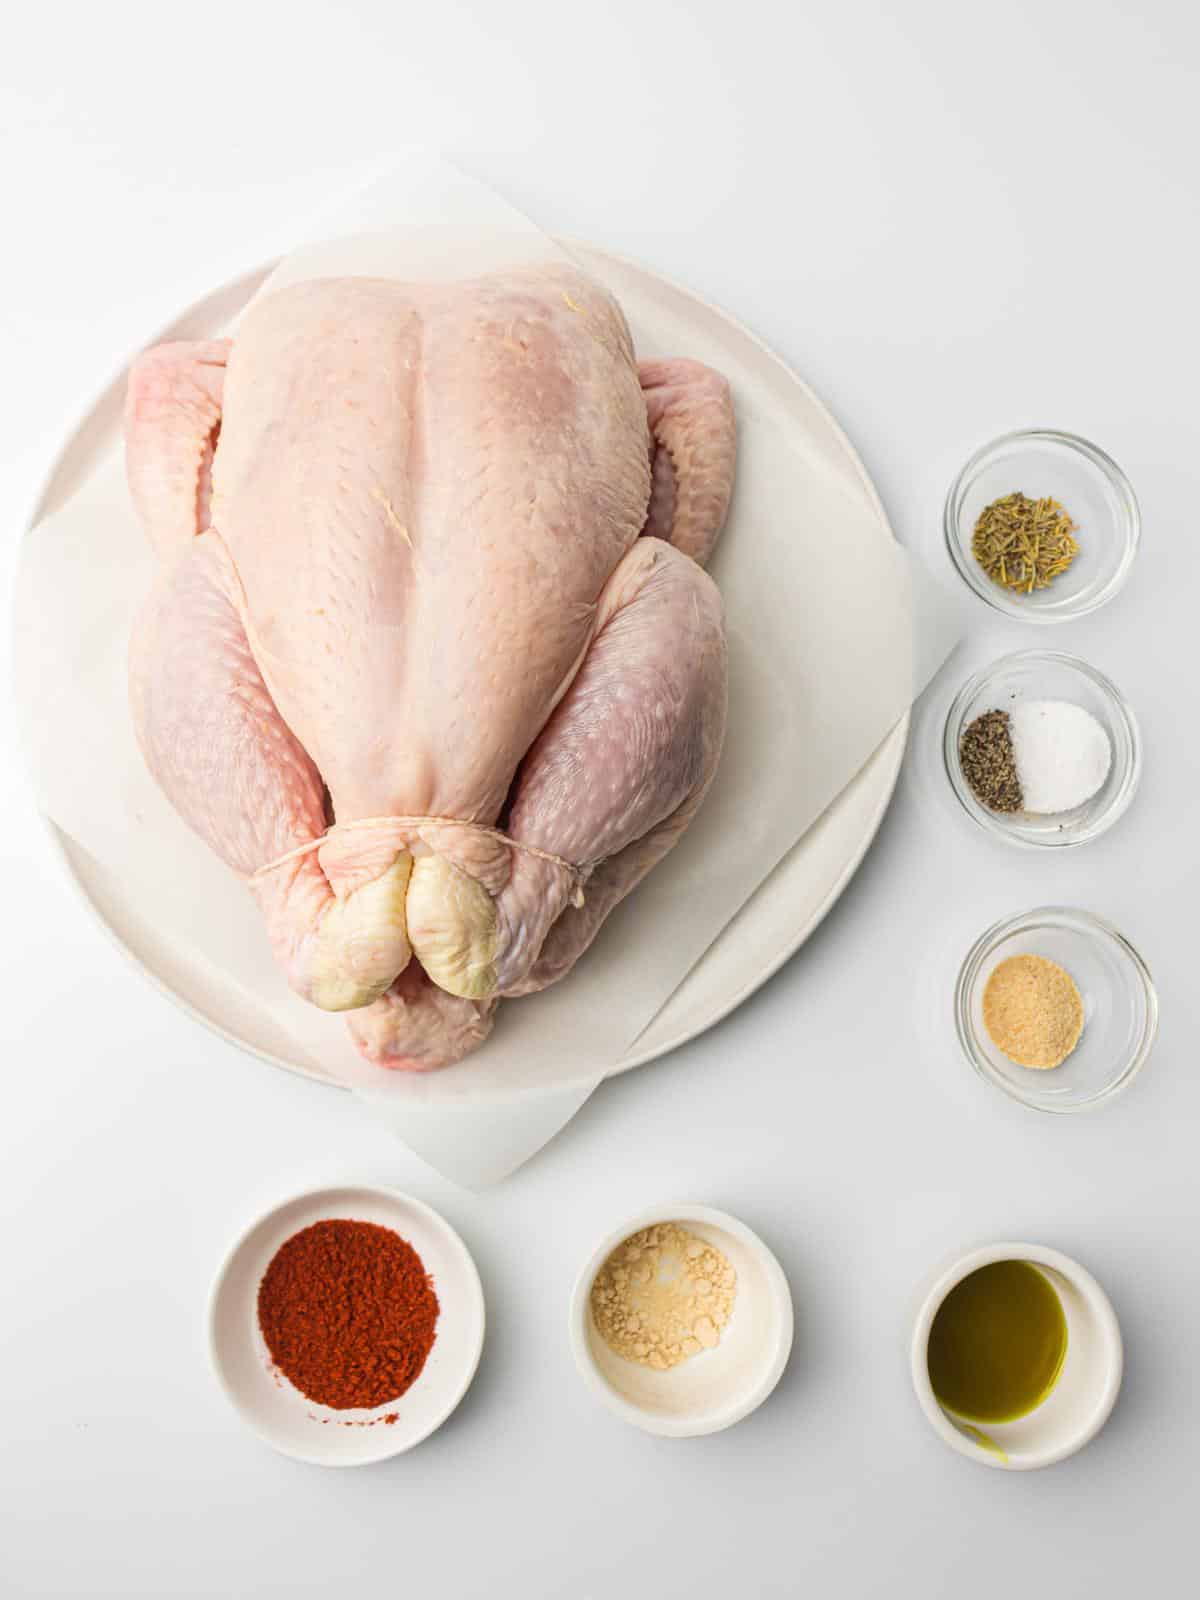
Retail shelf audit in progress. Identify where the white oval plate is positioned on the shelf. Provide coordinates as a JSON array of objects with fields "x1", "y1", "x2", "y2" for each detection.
[
  {"x1": 208, "y1": 1185, "x2": 485, "y2": 1466},
  {"x1": 27, "y1": 243, "x2": 906, "y2": 1088}
]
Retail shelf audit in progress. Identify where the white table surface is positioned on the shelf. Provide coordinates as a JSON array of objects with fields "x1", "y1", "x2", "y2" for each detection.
[{"x1": 2, "y1": 3, "x2": 1197, "y2": 1595}]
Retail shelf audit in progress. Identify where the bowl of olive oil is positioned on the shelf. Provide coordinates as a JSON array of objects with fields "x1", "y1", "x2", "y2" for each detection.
[{"x1": 911, "y1": 1243, "x2": 1122, "y2": 1470}]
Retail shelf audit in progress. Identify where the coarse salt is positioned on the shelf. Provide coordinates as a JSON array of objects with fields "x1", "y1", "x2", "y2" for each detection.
[{"x1": 1008, "y1": 700, "x2": 1111, "y2": 814}]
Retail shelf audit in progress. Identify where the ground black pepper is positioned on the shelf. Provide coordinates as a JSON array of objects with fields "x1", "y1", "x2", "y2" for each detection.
[{"x1": 960, "y1": 709, "x2": 1023, "y2": 812}]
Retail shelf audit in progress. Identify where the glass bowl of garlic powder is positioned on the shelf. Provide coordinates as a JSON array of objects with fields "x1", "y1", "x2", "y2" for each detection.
[
  {"x1": 944, "y1": 650, "x2": 1141, "y2": 848},
  {"x1": 955, "y1": 906, "x2": 1158, "y2": 1113}
]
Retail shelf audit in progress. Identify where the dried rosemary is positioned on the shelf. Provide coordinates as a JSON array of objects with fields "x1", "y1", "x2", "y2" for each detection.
[{"x1": 971, "y1": 492, "x2": 1080, "y2": 594}]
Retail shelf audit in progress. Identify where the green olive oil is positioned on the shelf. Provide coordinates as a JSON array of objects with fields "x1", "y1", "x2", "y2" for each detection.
[{"x1": 927, "y1": 1260, "x2": 1067, "y2": 1424}]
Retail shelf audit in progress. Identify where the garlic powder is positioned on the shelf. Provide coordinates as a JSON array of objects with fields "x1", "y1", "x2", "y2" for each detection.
[{"x1": 590, "y1": 1222, "x2": 736, "y2": 1370}]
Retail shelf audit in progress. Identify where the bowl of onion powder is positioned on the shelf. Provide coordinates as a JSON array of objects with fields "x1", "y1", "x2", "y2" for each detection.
[
  {"x1": 944, "y1": 650, "x2": 1141, "y2": 848},
  {"x1": 569, "y1": 1205, "x2": 794, "y2": 1437}
]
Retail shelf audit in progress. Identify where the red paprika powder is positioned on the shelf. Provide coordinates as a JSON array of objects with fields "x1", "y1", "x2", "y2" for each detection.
[{"x1": 257, "y1": 1219, "x2": 439, "y2": 1410}]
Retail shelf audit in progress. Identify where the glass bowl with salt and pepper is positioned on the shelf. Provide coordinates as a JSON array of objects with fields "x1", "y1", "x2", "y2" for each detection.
[{"x1": 944, "y1": 651, "x2": 1141, "y2": 849}]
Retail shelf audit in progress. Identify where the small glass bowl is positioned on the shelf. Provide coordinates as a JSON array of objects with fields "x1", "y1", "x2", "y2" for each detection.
[
  {"x1": 955, "y1": 907, "x2": 1157, "y2": 1113},
  {"x1": 945, "y1": 429, "x2": 1140, "y2": 621},
  {"x1": 944, "y1": 650, "x2": 1140, "y2": 848}
]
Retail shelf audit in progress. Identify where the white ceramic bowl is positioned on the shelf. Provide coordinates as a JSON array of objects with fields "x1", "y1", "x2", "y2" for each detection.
[
  {"x1": 569, "y1": 1204, "x2": 793, "y2": 1437},
  {"x1": 208, "y1": 1185, "x2": 485, "y2": 1466},
  {"x1": 911, "y1": 1242, "x2": 1123, "y2": 1470}
]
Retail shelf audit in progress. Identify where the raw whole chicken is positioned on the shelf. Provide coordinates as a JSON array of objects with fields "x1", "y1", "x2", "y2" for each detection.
[{"x1": 125, "y1": 264, "x2": 735, "y2": 1070}]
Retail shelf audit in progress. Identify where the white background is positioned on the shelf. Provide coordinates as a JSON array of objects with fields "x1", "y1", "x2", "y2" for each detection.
[{"x1": 2, "y1": 2, "x2": 1197, "y2": 1595}]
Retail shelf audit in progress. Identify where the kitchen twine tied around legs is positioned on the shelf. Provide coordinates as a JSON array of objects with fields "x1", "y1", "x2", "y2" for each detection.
[{"x1": 248, "y1": 815, "x2": 589, "y2": 908}]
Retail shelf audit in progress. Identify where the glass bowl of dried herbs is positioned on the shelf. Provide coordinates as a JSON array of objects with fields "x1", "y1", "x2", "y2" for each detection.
[
  {"x1": 944, "y1": 430, "x2": 1140, "y2": 621},
  {"x1": 943, "y1": 650, "x2": 1142, "y2": 848}
]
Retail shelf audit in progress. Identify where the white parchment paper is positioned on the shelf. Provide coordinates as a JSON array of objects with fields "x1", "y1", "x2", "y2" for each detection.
[{"x1": 14, "y1": 154, "x2": 958, "y2": 1184}]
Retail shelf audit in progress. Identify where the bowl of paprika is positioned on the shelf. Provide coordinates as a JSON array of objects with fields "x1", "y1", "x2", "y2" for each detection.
[{"x1": 208, "y1": 1185, "x2": 486, "y2": 1466}]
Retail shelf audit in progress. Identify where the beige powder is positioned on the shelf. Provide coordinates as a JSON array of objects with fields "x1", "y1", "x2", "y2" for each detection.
[
  {"x1": 590, "y1": 1222, "x2": 736, "y2": 1370},
  {"x1": 983, "y1": 953, "x2": 1084, "y2": 1069}
]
